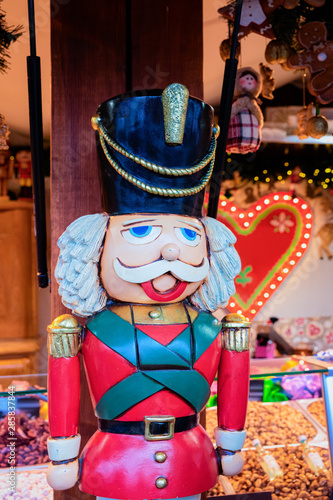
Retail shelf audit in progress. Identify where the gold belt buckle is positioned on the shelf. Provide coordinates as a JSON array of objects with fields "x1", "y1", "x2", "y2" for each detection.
[{"x1": 144, "y1": 416, "x2": 175, "y2": 441}]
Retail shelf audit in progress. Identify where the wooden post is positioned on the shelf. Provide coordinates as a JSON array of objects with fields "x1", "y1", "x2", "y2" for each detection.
[
  {"x1": 51, "y1": 2, "x2": 203, "y2": 499},
  {"x1": 131, "y1": 0, "x2": 203, "y2": 98},
  {"x1": 51, "y1": 3, "x2": 126, "y2": 499}
]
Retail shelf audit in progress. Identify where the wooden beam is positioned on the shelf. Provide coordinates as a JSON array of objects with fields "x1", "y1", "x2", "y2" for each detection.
[
  {"x1": 51, "y1": 2, "x2": 127, "y2": 499},
  {"x1": 131, "y1": 0, "x2": 203, "y2": 98}
]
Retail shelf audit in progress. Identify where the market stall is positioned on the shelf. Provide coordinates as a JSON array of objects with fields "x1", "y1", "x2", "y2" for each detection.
[{"x1": 1, "y1": 1, "x2": 333, "y2": 500}]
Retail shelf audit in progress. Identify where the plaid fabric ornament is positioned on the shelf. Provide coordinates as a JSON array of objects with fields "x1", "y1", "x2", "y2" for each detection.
[{"x1": 226, "y1": 109, "x2": 261, "y2": 154}]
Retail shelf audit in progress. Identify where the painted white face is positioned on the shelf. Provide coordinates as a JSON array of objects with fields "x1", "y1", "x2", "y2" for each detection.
[
  {"x1": 100, "y1": 214, "x2": 209, "y2": 304},
  {"x1": 239, "y1": 74, "x2": 257, "y2": 92}
]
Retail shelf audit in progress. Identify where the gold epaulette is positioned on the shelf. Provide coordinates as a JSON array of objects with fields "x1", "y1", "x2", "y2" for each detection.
[
  {"x1": 47, "y1": 314, "x2": 82, "y2": 358},
  {"x1": 221, "y1": 313, "x2": 251, "y2": 352}
]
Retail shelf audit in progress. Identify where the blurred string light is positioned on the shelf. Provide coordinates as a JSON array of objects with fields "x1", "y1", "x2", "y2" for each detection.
[{"x1": 221, "y1": 143, "x2": 333, "y2": 190}]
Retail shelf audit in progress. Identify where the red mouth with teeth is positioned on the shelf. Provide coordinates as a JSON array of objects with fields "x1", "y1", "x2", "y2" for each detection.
[{"x1": 141, "y1": 278, "x2": 187, "y2": 302}]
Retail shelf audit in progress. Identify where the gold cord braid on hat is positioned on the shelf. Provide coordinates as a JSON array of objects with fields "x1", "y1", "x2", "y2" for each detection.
[
  {"x1": 92, "y1": 118, "x2": 219, "y2": 198},
  {"x1": 96, "y1": 121, "x2": 218, "y2": 177}
]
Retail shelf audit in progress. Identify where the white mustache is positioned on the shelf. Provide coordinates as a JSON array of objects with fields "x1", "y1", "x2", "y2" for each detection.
[{"x1": 113, "y1": 257, "x2": 210, "y2": 284}]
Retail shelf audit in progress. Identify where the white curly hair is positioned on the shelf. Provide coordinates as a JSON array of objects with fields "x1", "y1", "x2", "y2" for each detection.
[{"x1": 55, "y1": 213, "x2": 241, "y2": 317}]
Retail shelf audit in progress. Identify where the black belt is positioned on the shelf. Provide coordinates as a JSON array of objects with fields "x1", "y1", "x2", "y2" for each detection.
[{"x1": 98, "y1": 414, "x2": 199, "y2": 441}]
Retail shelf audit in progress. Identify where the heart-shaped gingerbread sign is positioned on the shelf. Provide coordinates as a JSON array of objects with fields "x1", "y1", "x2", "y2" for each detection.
[{"x1": 215, "y1": 192, "x2": 313, "y2": 320}]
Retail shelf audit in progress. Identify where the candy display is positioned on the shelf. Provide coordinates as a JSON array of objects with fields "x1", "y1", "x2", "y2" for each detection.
[
  {"x1": 208, "y1": 446, "x2": 331, "y2": 498},
  {"x1": 0, "y1": 470, "x2": 52, "y2": 499},
  {"x1": 299, "y1": 435, "x2": 328, "y2": 476},
  {"x1": 206, "y1": 401, "x2": 318, "y2": 447},
  {"x1": 0, "y1": 413, "x2": 49, "y2": 468},
  {"x1": 262, "y1": 379, "x2": 289, "y2": 403},
  {"x1": 206, "y1": 398, "x2": 331, "y2": 497},
  {"x1": 245, "y1": 402, "x2": 319, "y2": 447},
  {"x1": 281, "y1": 373, "x2": 322, "y2": 400},
  {"x1": 307, "y1": 399, "x2": 327, "y2": 428},
  {"x1": 316, "y1": 350, "x2": 333, "y2": 362},
  {"x1": 252, "y1": 438, "x2": 284, "y2": 480}
]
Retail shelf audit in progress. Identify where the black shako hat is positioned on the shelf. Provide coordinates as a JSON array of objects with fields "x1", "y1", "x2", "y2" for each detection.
[{"x1": 92, "y1": 84, "x2": 218, "y2": 217}]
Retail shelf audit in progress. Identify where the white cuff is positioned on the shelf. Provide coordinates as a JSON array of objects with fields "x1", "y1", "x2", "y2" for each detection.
[
  {"x1": 47, "y1": 434, "x2": 81, "y2": 461},
  {"x1": 214, "y1": 428, "x2": 246, "y2": 451},
  {"x1": 221, "y1": 452, "x2": 245, "y2": 476}
]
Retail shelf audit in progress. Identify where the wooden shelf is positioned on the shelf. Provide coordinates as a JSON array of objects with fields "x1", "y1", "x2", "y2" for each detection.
[{"x1": 0, "y1": 200, "x2": 37, "y2": 339}]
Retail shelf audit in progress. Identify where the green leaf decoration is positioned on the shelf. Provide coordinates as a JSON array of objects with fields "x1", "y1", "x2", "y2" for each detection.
[
  {"x1": 0, "y1": 2, "x2": 23, "y2": 73},
  {"x1": 236, "y1": 265, "x2": 253, "y2": 287}
]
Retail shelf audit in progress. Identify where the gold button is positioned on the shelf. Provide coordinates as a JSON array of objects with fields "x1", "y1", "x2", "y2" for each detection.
[
  {"x1": 149, "y1": 310, "x2": 161, "y2": 319},
  {"x1": 154, "y1": 452, "x2": 167, "y2": 463},
  {"x1": 155, "y1": 477, "x2": 168, "y2": 489}
]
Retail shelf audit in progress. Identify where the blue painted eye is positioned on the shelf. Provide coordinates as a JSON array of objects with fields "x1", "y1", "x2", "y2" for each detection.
[
  {"x1": 174, "y1": 227, "x2": 201, "y2": 247},
  {"x1": 122, "y1": 225, "x2": 162, "y2": 245},
  {"x1": 180, "y1": 227, "x2": 197, "y2": 241},
  {"x1": 129, "y1": 225, "x2": 152, "y2": 238}
]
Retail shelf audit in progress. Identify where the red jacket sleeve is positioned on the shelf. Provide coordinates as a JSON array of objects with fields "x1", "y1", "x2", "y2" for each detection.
[
  {"x1": 48, "y1": 355, "x2": 80, "y2": 437},
  {"x1": 217, "y1": 348, "x2": 250, "y2": 431},
  {"x1": 47, "y1": 314, "x2": 82, "y2": 438}
]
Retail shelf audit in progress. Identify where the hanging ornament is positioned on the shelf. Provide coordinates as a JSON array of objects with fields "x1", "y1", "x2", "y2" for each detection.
[
  {"x1": 219, "y1": 38, "x2": 241, "y2": 62},
  {"x1": 227, "y1": 67, "x2": 263, "y2": 154},
  {"x1": 296, "y1": 103, "x2": 315, "y2": 140},
  {"x1": 296, "y1": 73, "x2": 315, "y2": 140},
  {"x1": 283, "y1": 0, "x2": 325, "y2": 8},
  {"x1": 307, "y1": 115, "x2": 329, "y2": 139},
  {"x1": 259, "y1": 62, "x2": 275, "y2": 99},
  {"x1": 288, "y1": 21, "x2": 333, "y2": 105},
  {"x1": 265, "y1": 40, "x2": 295, "y2": 65},
  {"x1": 218, "y1": 0, "x2": 284, "y2": 40}
]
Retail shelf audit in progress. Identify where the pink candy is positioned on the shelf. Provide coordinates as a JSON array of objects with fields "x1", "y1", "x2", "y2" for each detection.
[{"x1": 0, "y1": 470, "x2": 53, "y2": 499}]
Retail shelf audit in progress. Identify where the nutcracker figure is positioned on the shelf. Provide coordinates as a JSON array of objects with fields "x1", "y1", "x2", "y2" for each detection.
[
  {"x1": 47, "y1": 84, "x2": 251, "y2": 500},
  {"x1": 0, "y1": 115, "x2": 14, "y2": 199},
  {"x1": 15, "y1": 149, "x2": 32, "y2": 198}
]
